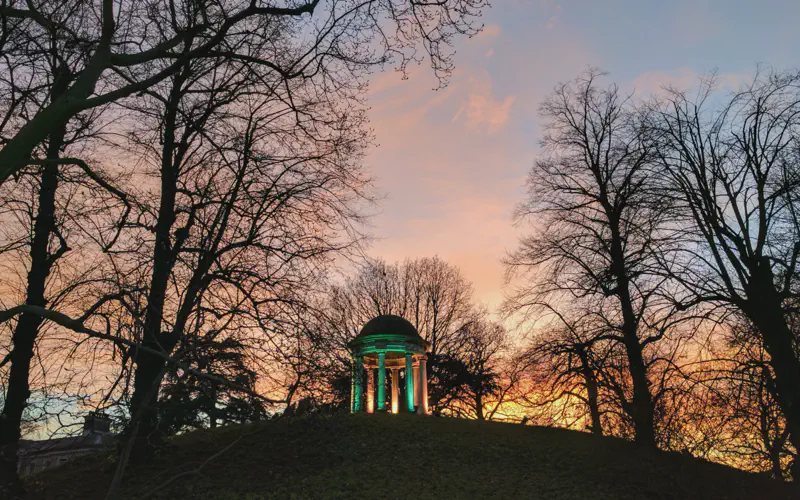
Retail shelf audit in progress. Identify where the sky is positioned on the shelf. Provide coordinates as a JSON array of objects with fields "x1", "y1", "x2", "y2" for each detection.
[{"x1": 362, "y1": 0, "x2": 800, "y2": 310}]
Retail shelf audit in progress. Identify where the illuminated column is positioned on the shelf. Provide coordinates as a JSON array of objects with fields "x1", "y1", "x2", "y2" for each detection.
[
  {"x1": 350, "y1": 356, "x2": 356, "y2": 413},
  {"x1": 353, "y1": 356, "x2": 363, "y2": 412},
  {"x1": 414, "y1": 360, "x2": 420, "y2": 406},
  {"x1": 377, "y1": 352, "x2": 386, "y2": 411},
  {"x1": 391, "y1": 368, "x2": 399, "y2": 414},
  {"x1": 366, "y1": 368, "x2": 375, "y2": 413},
  {"x1": 420, "y1": 357, "x2": 429, "y2": 414},
  {"x1": 405, "y1": 353, "x2": 415, "y2": 412}
]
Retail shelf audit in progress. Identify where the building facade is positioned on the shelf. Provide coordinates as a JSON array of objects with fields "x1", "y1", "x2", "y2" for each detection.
[{"x1": 17, "y1": 413, "x2": 115, "y2": 476}]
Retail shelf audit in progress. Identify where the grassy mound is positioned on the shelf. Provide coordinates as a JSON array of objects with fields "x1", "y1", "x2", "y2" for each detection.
[{"x1": 27, "y1": 413, "x2": 795, "y2": 499}]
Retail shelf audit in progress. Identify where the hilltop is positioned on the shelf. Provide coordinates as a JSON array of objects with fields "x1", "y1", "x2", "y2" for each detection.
[{"x1": 26, "y1": 413, "x2": 795, "y2": 499}]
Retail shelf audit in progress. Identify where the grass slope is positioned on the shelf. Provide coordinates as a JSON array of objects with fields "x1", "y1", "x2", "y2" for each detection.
[{"x1": 28, "y1": 413, "x2": 795, "y2": 499}]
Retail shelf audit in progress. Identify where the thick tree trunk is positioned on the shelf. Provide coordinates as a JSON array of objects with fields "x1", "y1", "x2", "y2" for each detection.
[
  {"x1": 619, "y1": 322, "x2": 657, "y2": 447},
  {"x1": 745, "y1": 263, "x2": 800, "y2": 479},
  {"x1": 767, "y1": 430, "x2": 788, "y2": 481},
  {"x1": 126, "y1": 76, "x2": 183, "y2": 456},
  {"x1": 0, "y1": 118, "x2": 66, "y2": 491},
  {"x1": 126, "y1": 165, "x2": 178, "y2": 452},
  {"x1": 475, "y1": 393, "x2": 484, "y2": 421},
  {"x1": 609, "y1": 226, "x2": 657, "y2": 448}
]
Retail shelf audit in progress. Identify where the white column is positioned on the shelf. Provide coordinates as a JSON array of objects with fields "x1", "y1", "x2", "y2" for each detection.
[
  {"x1": 414, "y1": 362, "x2": 421, "y2": 406},
  {"x1": 367, "y1": 368, "x2": 375, "y2": 413},
  {"x1": 420, "y1": 357, "x2": 429, "y2": 414},
  {"x1": 391, "y1": 368, "x2": 399, "y2": 414}
]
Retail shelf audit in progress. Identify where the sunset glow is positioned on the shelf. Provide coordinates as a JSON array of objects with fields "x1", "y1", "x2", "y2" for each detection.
[
  {"x1": 364, "y1": 0, "x2": 799, "y2": 310},
  {"x1": 2, "y1": 0, "x2": 800, "y2": 495}
]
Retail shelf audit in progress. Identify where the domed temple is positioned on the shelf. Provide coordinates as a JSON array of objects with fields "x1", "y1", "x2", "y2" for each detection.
[{"x1": 347, "y1": 315, "x2": 430, "y2": 414}]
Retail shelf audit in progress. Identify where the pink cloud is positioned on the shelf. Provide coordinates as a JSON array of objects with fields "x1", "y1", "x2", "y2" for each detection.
[
  {"x1": 478, "y1": 24, "x2": 502, "y2": 38},
  {"x1": 451, "y1": 75, "x2": 516, "y2": 134},
  {"x1": 356, "y1": 24, "x2": 598, "y2": 311},
  {"x1": 358, "y1": 9, "x2": 598, "y2": 309},
  {"x1": 363, "y1": 77, "x2": 527, "y2": 307}
]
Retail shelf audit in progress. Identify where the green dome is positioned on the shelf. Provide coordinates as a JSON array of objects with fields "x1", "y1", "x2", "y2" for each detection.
[{"x1": 348, "y1": 315, "x2": 429, "y2": 352}]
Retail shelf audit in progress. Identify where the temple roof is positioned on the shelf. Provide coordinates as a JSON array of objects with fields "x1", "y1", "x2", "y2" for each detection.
[{"x1": 348, "y1": 314, "x2": 429, "y2": 351}]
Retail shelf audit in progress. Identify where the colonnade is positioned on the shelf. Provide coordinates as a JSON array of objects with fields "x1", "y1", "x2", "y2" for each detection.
[{"x1": 352, "y1": 353, "x2": 429, "y2": 414}]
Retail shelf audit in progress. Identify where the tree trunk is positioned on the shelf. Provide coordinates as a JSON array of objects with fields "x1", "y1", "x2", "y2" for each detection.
[
  {"x1": 768, "y1": 430, "x2": 788, "y2": 481},
  {"x1": 609, "y1": 224, "x2": 657, "y2": 448},
  {"x1": 577, "y1": 348, "x2": 603, "y2": 436},
  {"x1": 745, "y1": 262, "x2": 800, "y2": 479},
  {"x1": 0, "y1": 110, "x2": 67, "y2": 491},
  {"x1": 126, "y1": 176, "x2": 179, "y2": 453},
  {"x1": 620, "y1": 324, "x2": 656, "y2": 447},
  {"x1": 126, "y1": 76, "x2": 183, "y2": 455},
  {"x1": 475, "y1": 392, "x2": 484, "y2": 421}
]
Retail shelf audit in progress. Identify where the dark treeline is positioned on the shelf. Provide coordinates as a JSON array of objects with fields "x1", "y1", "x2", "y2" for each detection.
[{"x1": 505, "y1": 68, "x2": 800, "y2": 480}]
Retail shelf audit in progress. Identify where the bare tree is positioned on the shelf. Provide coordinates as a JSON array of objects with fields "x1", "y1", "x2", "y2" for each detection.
[
  {"x1": 645, "y1": 69, "x2": 800, "y2": 477},
  {"x1": 516, "y1": 307, "x2": 608, "y2": 436},
  {"x1": 324, "y1": 257, "x2": 478, "y2": 359},
  {"x1": 0, "y1": 2, "x2": 488, "y2": 491},
  {"x1": 505, "y1": 69, "x2": 677, "y2": 448},
  {"x1": 449, "y1": 317, "x2": 508, "y2": 421},
  {"x1": 0, "y1": 0, "x2": 487, "y2": 185},
  {"x1": 0, "y1": 25, "x2": 128, "y2": 487}
]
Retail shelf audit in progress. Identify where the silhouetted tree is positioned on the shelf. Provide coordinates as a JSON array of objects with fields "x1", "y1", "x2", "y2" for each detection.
[
  {"x1": 0, "y1": 0, "x2": 489, "y2": 477},
  {"x1": 447, "y1": 318, "x2": 506, "y2": 420},
  {"x1": 0, "y1": 26, "x2": 128, "y2": 487},
  {"x1": 516, "y1": 307, "x2": 608, "y2": 436},
  {"x1": 506, "y1": 70, "x2": 672, "y2": 448},
  {"x1": 159, "y1": 337, "x2": 267, "y2": 433},
  {"x1": 0, "y1": 0, "x2": 487, "y2": 185},
  {"x1": 644, "y1": 69, "x2": 800, "y2": 476}
]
